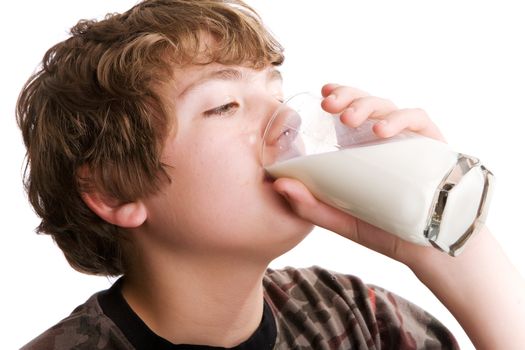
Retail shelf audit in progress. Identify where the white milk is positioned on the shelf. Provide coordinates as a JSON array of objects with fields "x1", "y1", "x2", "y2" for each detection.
[{"x1": 266, "y1": 136, "x2": 487, "y2": 249}]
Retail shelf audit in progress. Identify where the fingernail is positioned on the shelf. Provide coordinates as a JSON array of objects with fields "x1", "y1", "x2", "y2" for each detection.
[{"x1": 327, "y1": 94, "x2": 337, "y2": 101}]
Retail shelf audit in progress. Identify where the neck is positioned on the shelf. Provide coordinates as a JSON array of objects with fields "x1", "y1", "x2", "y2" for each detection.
[{"x1": 122, "y1": 250, "x2": 269, "y2": 347}]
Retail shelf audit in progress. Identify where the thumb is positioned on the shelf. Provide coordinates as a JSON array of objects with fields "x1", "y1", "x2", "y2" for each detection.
[
  {"x1": 273, "y1": 178, "x2": 425, "y2": 262},
  {"x1": 273, "y1": 177, "x2": 317, "y2": 210},
  {"x1": 272, "y1": 177, "x2": 359, "y2": 239}
]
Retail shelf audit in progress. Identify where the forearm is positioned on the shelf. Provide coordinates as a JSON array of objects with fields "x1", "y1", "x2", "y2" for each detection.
[{"x1": 411, "y1": 227, "x2": 525, "y2": 349}]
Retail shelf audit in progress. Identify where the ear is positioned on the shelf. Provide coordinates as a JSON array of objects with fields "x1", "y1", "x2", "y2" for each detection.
[{"x1": 81, "y1": 191, "x2": 147, "y2": 228}]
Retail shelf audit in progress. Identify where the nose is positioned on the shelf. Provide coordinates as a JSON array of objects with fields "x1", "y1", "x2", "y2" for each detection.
[
  {"x1": 259, "y1": 97, "x2": 285, "y2": 137},
  {"x1": 262, "y1": 104, "x2": 301, "y2": 146},
  {"x1": 260, "y1": 101, "x2": 304, "y2": 167}
]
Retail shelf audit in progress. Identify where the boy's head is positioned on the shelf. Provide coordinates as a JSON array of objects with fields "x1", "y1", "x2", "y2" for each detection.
[{"x1": 16, "y1": 0, "x2": 296, "y2": 276}]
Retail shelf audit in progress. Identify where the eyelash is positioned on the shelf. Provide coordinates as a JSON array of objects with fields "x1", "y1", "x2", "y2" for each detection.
[{"x1": 204, "y1": 102, "x2": 239, "y2": 117}]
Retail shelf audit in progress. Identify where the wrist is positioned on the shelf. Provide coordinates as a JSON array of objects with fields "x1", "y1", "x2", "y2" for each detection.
[
  {"x1": 407, "y1": 226, "x2": 490, "y2": 281},
  {"x1": 406, "y1": 226, "x2": 525, "y2": 348}
]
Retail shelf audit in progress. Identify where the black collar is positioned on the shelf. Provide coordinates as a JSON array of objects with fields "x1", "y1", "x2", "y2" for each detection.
[{"x1": 98, "y1": 278, "x2": 277, "y2": 350}]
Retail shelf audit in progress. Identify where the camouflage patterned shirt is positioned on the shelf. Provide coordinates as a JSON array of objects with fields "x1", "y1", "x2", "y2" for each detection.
[{"x1": 21, "y1": 266, "x2": 459, "y2": 349}]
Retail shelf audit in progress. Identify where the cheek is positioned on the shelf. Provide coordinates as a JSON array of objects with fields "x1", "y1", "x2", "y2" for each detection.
[
  {"x1": 196, "y1": 138, "x2": 257, "y2": 195},
  {"x1": 192, "y1": 127, "x2": 260, "y2": 178},
  {"x1": 173, "y1": 133, "x2": 261, "y2": 214},
  {"x1": 144, "y1": 129, "x2": 311, "y2": 254}
]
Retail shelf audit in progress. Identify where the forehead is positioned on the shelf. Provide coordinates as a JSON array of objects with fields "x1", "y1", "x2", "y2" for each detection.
[{"x1": 171, "y1": 63, "x2": 282, "y2": 97}]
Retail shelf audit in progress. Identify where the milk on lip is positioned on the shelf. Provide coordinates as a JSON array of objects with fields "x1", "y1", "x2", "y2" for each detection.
[{"x1": 265, "y1": 136, "x2": 489, "y2": 251}]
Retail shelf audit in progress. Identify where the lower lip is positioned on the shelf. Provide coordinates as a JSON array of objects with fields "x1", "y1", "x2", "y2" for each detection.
[
  {"x1": 262, "y1": 168, "x2": 273, "y2": 181},
  {"x1": 263, "y1": 174, "x2": 275, "y2": 184},
  {"x1": 264, "y1": 180, "x2": 274, "y2": 188}
]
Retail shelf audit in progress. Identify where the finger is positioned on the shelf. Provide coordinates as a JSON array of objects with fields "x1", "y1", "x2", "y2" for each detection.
[
  {"x1": 373, "y1": 108, "x2": 446, "y2": 141},
  {"x1": 339, "y1": 96, "x2": 397, "y2": 128},
  {"x1": 321, "y1": 83, "x2": 340, "y2": 97},
  {"x1": 320, "y1": 86, "x2": 369, "y2": 114}
]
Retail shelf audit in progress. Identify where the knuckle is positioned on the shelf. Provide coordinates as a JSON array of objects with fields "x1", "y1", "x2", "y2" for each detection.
[
  {"x1": 340, "y1": 86, "x2": 369, "y2": 98},
  {"x1": 348, "y1": 217, "x2": 361, "y2": 242},
  {"x1": 381, "y1": 98, "x2": 395, "y2": 107},
  {"x1": 410, "y1": 107, "x2": 429, "y2": 118}
]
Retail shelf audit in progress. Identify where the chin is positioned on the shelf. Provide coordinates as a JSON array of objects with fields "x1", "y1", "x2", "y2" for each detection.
[{"x1": 266, "y1": 219, "x2": 314, "y2": 260}]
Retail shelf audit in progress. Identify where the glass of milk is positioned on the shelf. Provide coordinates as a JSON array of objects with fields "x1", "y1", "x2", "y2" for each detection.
[{"x1": 262, "y1": 92, "x2": 494, "y2": 256}]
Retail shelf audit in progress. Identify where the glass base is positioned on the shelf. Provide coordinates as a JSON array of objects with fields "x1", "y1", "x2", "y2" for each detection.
[{"x1": 425, "y1": 154, "x2": 494, "y2": 256}]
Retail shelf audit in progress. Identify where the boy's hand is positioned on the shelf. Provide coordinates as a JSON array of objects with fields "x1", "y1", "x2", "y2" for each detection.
[
  {"x1": 273, "y1": 85, "x2": 525, "y2": 348},
  {"x1": 320, "y1": 84, "x2": 445, "y2": 142},
  {"x1": 273, "y1": 83, "x2": 445, "y2": 266}
]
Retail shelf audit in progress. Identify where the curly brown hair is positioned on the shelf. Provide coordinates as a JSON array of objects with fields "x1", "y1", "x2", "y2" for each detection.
[{"x1": 16, "y1": 0, "x2": 284, "y2": 276}]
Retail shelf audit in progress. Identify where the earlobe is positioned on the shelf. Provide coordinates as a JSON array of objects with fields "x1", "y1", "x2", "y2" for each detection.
[{"x1": 81, "y1": 192, "x2": 147, "y2": 228}]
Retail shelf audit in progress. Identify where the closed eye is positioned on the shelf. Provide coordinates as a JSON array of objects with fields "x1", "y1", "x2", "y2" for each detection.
[{"x1": 203, "y1": 102, "x2": 239, "y2": 117}]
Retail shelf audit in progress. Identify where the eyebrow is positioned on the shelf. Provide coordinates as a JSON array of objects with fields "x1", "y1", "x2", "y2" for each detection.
[
  {"x1": 178, "y1": 67, "x2": 282, "y2": 98},
  {"x1": 267, "y1": 68, "x2": 283, "y2": 83}
]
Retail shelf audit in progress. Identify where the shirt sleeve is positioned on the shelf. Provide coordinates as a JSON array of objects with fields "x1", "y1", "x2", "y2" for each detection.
[
  {"x1": 266, "y1": 266, "x2": 460, "y2": 349},
  {"x1": 369, "y1": 285, "x2": 460, "y2": 350}
]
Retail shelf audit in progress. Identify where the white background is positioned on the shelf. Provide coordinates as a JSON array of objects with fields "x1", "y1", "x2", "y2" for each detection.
[{"x1": 1, "y1": 1, "x2": 524, "y2": 349}]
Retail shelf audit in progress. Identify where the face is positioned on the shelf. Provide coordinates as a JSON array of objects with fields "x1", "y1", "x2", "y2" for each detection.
[{"x1": 139, "y1": 63, "x2": 312, "y2": 262}]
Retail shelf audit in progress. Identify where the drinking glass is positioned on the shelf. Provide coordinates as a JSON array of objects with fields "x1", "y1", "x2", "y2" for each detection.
[{"x1": 262, "y1": 92, "x2": 494, "y2": 256}]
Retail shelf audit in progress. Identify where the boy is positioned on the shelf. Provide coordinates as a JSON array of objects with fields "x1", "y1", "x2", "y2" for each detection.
[{"x1": 17, "y1": 0, "x2": 525, "y2": 349}]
